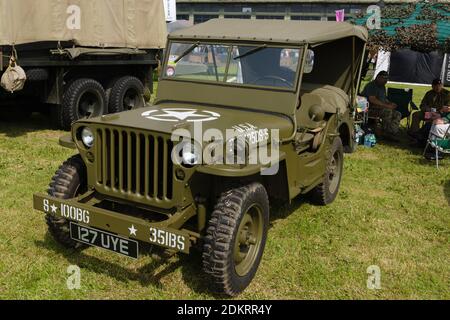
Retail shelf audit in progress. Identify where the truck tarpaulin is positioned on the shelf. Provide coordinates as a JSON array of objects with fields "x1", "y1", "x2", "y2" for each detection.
[{"x1": 0, "y1": 0, "x2": 167, "y2": 49}]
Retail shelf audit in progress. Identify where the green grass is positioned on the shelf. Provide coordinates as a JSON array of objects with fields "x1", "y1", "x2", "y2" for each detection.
[{"x1": 0, "y1": 84, "x2": 449, "y2": 300}]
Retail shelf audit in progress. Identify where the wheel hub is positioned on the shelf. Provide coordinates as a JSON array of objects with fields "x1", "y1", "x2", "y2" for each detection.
[
  {"x1": 123, "y1": 89, "x2": 139, "y2": 110},
  {"x1": 233, "y1": 205, "x2": 263, "y2": 276},
  {"x1": 78, "y1": 91, "x2": 100, "y2": 118},
  {"x1": 329, "y1": 158, "x2": 337, "y2": 180},
  {"x1": 328, "y1": 151, "x2": 341, "y2": 194}
]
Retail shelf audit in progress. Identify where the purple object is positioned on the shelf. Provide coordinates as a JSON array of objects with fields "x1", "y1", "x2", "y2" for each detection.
[{"x1": 336, "y1": 10, "x2": 345, "y2": 22}]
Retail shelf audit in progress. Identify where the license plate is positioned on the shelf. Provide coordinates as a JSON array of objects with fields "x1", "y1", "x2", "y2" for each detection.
[{"x1": 70, "y1": 223, "x2": 139, "y2": 259}]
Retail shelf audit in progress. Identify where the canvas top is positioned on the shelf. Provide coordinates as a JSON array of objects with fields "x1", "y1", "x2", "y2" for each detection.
[{"x1": 169, "y1": 19, "x2": 368, "y2": 46}]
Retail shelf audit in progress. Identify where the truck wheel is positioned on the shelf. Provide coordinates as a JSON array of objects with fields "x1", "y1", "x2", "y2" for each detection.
[
  {"x1": 26, "y1": 68, "x2": 49, "y2": 81},
  {"x1": 61, "y1": 78, "x2": 107, "y2": 130},
  {"x1": 104, "y1": 77, "x2": 119, "y2": 109},
  {"x1": 310, "y1": 137, "x2": 344, "y2": 205},
  {"x1": 46, "y1": 155, "x2": 87, "y2": 250},
  {"x1": 108, "y1": 76, "x2": 145, "y2": 113},
  {"x1": 203, "y1": 182, "x2": 269, "y2": 296}
]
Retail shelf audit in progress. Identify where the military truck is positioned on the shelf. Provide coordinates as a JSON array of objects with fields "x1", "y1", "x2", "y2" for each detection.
[
  {"x1": 33, "y1": 19, "x2": 368, "y2": 296},
  {"x1": 0, "y1": 0, "x2": 167, "y2": 129}
]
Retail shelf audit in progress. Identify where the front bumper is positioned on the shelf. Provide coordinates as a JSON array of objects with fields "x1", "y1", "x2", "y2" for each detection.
[{"x1": 33, "y1": 193, "x2": 193, "y2": 254}]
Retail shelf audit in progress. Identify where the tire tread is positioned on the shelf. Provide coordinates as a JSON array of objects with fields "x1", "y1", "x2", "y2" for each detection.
[
  {"x1": 202, "y1": 182, "x2": 269, "y2": 296},
  {"x1": 46, "y1": 155, "x2": 87, "y2": 249}
]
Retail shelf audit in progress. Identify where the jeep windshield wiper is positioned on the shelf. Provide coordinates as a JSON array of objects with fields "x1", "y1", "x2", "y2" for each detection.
[
  {"x1": 174, "y1": 42, "x2": 199, "y2": 63},
  {"x1": 233, "y1": 44, "x2": 267, "y2": 60}
]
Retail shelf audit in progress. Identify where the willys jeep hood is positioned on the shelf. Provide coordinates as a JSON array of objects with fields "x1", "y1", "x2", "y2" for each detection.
[{"x1": 80, "y1": 103, "x2": 294, "y2": 140}]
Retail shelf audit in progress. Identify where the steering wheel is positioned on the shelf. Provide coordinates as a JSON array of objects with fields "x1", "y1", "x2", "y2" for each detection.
[{"x1": 249, "y1": 75, "x2": 293, "y2": 88}]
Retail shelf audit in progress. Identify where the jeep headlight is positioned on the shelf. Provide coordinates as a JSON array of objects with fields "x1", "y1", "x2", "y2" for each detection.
[
  {"x1": 175, "y1": 141, "x2": 202, "y2": 167},
  {"x1": 182, "y1": 148, "x2": 200, "y2": 166},
  {"x1": 80, "y1": 127, "x2": 94, "y2": 148}
]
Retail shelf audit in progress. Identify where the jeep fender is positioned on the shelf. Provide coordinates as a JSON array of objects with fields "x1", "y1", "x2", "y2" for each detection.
[
  {"x1": 196, "y1": 151, "x2": 286, "y2": 177},
  {"x1": 337, "y1": 119, "x2": 355, "y2": 153},
  {"x1": 59, "y1": 134, "x2": 77, "y2": 149}
]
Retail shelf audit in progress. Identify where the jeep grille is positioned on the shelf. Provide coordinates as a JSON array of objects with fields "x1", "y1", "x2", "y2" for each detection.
[{"x1": 95, "y1": 128, "x2": 174, "y2": 206}]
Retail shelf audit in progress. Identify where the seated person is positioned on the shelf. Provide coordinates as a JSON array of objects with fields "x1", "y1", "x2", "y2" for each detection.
[
  {"x1": 409, "y1": 78, "x2": 450, "y2": 138},
  {"x1": 425, "y1": 110, "x2": 450, "y2": 160},
  {"x1": 361, "y1": 71, "x2": 401, "y2": 141},
  {"x1": 430, "y1": 107, "x2": 450, "y2": 138}
]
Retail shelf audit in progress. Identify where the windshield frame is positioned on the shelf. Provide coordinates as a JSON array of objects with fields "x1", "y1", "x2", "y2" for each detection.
[{"x1": 162, "y1": 40, "x2": 305, "y2": 93}]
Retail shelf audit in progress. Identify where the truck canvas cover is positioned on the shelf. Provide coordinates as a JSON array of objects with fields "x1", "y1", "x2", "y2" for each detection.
[{"x1": 0, "y1": 0, "x2": 167, "y2": 49}]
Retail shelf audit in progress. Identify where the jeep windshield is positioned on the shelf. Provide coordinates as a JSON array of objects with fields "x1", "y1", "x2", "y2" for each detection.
[{"x1": 164, "y1": 42, "x2": 302, "y2": 90}]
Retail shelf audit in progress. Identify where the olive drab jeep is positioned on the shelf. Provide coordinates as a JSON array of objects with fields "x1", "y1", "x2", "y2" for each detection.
[{"x1": 33, "y1": 19, "x2": 368, "y2": 296}]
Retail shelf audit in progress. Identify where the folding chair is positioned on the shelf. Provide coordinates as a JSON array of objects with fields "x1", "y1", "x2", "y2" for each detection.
[
  {"x1": 366, "y1": 107, "x2": 384, "y2": 137},
  {"x1": 423, "y1": 125, "x2": 450, "y2": 169},
  {"x1": 387, "y1": 88, "x2": 419, "y2": 130}
]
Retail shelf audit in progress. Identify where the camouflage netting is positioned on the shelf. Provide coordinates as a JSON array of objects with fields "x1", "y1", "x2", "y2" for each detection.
[{"x1": 352, "y1": 1, "x2": 450, "y2": 53}]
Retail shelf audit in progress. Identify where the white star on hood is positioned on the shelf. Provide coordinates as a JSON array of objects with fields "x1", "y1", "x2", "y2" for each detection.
[{"x1": 157, "y1": 110, "x2": 208, "y2": 121}]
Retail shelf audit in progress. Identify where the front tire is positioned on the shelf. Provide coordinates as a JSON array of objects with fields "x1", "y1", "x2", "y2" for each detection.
[
  {"x1": 310, "y1": 137, "x2": 344, "y2": 205},
  {"x1": 46, "y1": 155, "x2": 87, "y2": 250},
  {"x1": 202, "y1": 182, "x2": 269, "y2": 296}
]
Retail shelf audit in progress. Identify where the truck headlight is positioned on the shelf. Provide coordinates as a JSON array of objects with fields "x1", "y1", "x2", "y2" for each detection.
[{"x1": 80, "y1": 127, "x2": 94, "y2": 148}]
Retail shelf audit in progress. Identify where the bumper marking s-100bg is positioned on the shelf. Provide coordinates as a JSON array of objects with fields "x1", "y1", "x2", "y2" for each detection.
[{"x1": 33, "y1": 193, "x2": 190, "y2": 254}]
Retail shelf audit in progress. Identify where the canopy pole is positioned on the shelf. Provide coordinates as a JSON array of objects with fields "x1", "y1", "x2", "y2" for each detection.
[
  {"x1": 356, "y1": 43, "x2": 367, "y2": 95},
  {"x1": 351, "y1": 36, "x2": 355, "y2": 108}
]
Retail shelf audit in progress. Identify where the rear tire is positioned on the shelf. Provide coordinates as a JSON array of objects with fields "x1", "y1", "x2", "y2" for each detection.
[
  {"x1": 202, "y1": 182, "x2": 269, "y2": 296},
  {"x1": 108, "y1": 76, "x2": 145, "y2": 114},
  {"x1": 310, "y1": 137, "x2": 344, "y2": 205},
  {"x1": 46, "y1": 155, "x2": 87, "y2": 250},
  {"x1": 61, "y1": 78, "x2": 107, "y2": 130},
  {"x1": 104, "y1": 77, "x2": 119, "y2": 110}
]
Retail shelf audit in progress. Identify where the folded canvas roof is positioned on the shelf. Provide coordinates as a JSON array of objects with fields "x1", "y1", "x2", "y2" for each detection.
[{"x1": 169, "y1": 19, "x2": 368, "y2": 46}]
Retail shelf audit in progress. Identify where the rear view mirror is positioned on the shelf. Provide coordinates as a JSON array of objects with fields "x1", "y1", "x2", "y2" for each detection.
[{"x1": 304, "y1": 50, "x2": 315, "y2": 74}]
